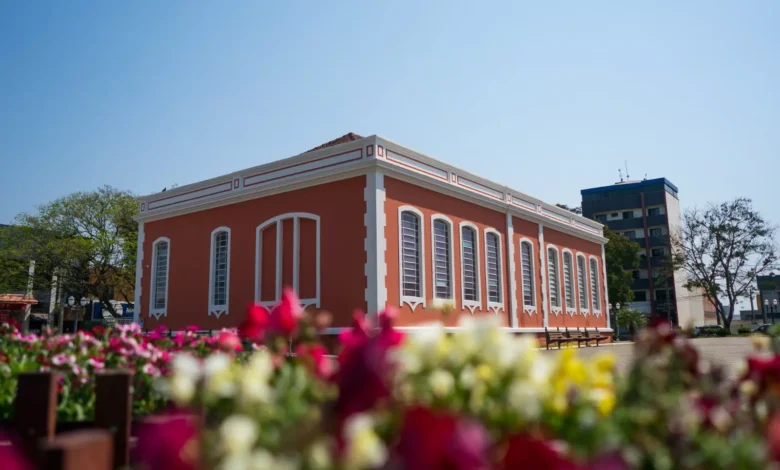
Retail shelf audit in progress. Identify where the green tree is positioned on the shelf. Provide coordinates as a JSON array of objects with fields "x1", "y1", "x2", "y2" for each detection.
[
  {"x1": 9, "y1": 186, "x2": 139, "y2": 316},
  {"x1": 604, "y1": 227, "x2": 641, "y2": 306},
  {"x1": 670, "y1": 198, "x2": 777, "y2": 330},
  {"x1": 617, "y1": 307, "x2": 647, "y2": 334}
]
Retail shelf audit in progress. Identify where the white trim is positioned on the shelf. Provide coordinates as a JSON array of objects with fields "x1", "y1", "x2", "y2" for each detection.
[
  {"x1": 506, "y1": 213, "x2": 518, "y2": 327},
  {"x1": 364, "y1": 170, "x2": 387, "y2": 317},
  {"x1": 518, "y1": 237, "x2": 537, "y2": 316},
  {"x1": 208, "y1": 227, "x2": 231, "y2": 318},
  {"x1": 398, "y1": 206, "x2": 426, "y2": 310},
  {"x1": 483, "y1": 228, "x2": 505, "y2": 314},
  {"x1": 538, "y1": 224, "x2": 548, "y2": 328},
  {"x1": 546, "y1": 245, "x2": 562, "y2": 316},
  {"x1": 319, "y1": 326, "x2": 614, "y2": 335},
  {"x1": 255, "y1": 213, "x2": 321, "y2": 307},
  {"x1": 430, "y1": 214, "x2": 457, "y2": 308},
  {"x1": 458, "y1": 221, "x2": 482, "y2": 314},
  {"x1": 149, "y1": 237, "x2": 171, "y2": 320},
  {"x1": 561, "y1": 248, "x2": 576, "y2": 316},
  {"x1": 133, "y1": 222, "x2": 144, "y2": 323},
  {"x1": 576, "y1": 253, "x2": 590, "y2": 315},
  {"x1": 602, "y1": 245, "x2": 611, "y2": 329},
  {"x1": 589, "y1": 255, "x2": 603, "y2": 316}
]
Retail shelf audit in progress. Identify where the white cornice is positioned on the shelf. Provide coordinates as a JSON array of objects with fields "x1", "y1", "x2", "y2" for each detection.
[{"x1": 133, "y1": 135, "x2": 606, "y2": 244}]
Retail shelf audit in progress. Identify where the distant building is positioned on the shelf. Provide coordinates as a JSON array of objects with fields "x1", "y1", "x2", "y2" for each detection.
[
  {"x1": 758, "y1": 273, "x2": 780, "y2": 323},
  {"x1": 581, "y1": 178, "x2": 706, "y2": 327}
]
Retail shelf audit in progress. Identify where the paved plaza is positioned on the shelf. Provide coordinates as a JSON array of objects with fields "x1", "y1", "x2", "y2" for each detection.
[{"x1": 542, "y1": 337, "x2": 757, "y2": 380}]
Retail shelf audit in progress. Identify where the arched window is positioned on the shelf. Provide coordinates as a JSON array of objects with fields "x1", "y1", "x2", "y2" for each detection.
[
  {"x1": 399, "y1": 207, "x2": 425, "y2": 309},
  {"x1": 431, "y1": 216, "x2": 454, "y2": 302},
  {"x1": 256, "y1": 213, "x2": 320, "y2": 309},
  {"x1": 547, "y1": 246, "x2": 561, "y2": 313},
  {"x1": 519, "y1": 240, "x2": 536, "y2": 312},
  {"x1": 563, "y1": 250, "x2": 575, "y2": 313},
  {"x1": 209, "y1": 227, "x2": 231, "y2": 318},
  {"x1": 485, "y1": 229, "x2": 503, "y2": 310},
  {"x1": 590, "y1": 257, "x2": 601, "y2": 313},
  {"x1": 460, "y1": 223, "x2": 480, "y2": 313},
  {"x1": 149, "y1": 238, "x2": 170, "y2": 319},
  {"x1": 577, "y1": 254, "x2": 589, "y2": 313}
]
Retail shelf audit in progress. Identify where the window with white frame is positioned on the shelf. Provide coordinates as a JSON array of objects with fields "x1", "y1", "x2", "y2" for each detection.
[
  {"x1": 460, "y1": 224, "x2": 480, "y2": 311},
  {"x1": 400, "y1": 209, "x2": 424, "y2": 307},
  {"x1": 520, "y1": 241, "x2": 535, "y2": 309},
  {"x1": 563, "y1": 251, "x2": 574, "y2": 311},
  {"x1": 485, "y1": 231, "x2": 502, "y2": 306},
  {"x1": 547, "y1": 247, "x2": 561, "y2": 310},
  {"x1": 590, "y1": 257, "x2": 601, "y2": 312},
  {"x1": 150, "y1": 238, "x2": 170, "y2": 318},
  {"x1": 432, "y1": 217, "x2": 453, "y2": 300},
  {"x1": 577, "y1": 255, "x2": 589, "y2": 312},
  {"x1": 209, "y1": 228, "x2": 230, "y2": 317}
]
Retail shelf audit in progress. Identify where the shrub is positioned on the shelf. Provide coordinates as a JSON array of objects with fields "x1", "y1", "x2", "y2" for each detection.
[{"x1": 738, "y1": 326, "x2": 752, "y2": 335}]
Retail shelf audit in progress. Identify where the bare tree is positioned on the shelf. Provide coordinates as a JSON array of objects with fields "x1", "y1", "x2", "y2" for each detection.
[{"x1": 670, "y1": 198, "x2": 776, "y2": 329}]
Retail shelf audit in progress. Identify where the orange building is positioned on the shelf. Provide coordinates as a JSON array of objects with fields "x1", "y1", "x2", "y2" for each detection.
[{"x1": 133, "y1": 133, "x2": 610, "y2": 339}]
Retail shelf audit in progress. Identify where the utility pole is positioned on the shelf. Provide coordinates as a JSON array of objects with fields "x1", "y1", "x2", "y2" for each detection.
[{"x1": 749, "y1": 289, "x2": 756, "y2": 324}]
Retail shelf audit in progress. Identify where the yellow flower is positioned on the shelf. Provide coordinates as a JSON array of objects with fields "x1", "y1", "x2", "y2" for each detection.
[
  {"x1": 593, "y1": 353, "x2": 616, "y2": 373},
  {"x1": 343, "y1": 414, "x2": 387, "y2": 470},
  {"x1": 429, "y1": 369, "x2": 455, "y2": 398},
  {"x1": 550, "y1": 393, "x2": 568, "y2": 414},
  {"x1": 475, "y1": 363, "x2": 493, "y2": 382}
]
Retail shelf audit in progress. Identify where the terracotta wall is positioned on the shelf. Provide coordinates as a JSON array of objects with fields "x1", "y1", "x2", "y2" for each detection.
[
  {"x1": 140, "y1": 177, "x2": 366, "y2": 330},
  {"x1": 512, "y1": 216, "x2": 545, "y2": 328}
]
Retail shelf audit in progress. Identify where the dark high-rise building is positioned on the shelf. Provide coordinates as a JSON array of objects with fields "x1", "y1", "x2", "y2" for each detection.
[{"x1": 581, "y1": 178, "x2": 705, "y2": 327}]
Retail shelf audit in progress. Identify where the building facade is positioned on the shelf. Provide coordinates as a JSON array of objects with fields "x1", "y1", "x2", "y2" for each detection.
[
  {"x1": 133, "y1": 134, "x2": 611, "y2": 339},
  {"x1": 758, "y1": 274, "x2": 780, "y2": 323},
  {"x1": 581, "y1": 178, "x2": 705, "y2": 327}
]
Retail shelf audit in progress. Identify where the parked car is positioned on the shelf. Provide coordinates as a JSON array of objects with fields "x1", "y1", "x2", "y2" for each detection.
[
  {"x1": 693, "y1": 325, "x2": 724, "y2": 337},
  {"x1": 751, "y1": 323, "x2": 773, "y2": 335}
]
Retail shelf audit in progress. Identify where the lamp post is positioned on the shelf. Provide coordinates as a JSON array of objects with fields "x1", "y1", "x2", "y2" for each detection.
[
  {"x1": 611, "y1": 302, "x2": 621, "y2": 341},
  {"x1": 68, "y1": 296, "x2": 88, "y2": 332},
  {"x1": 765, "y1": 298, "x2": 778, "y2": 325}
]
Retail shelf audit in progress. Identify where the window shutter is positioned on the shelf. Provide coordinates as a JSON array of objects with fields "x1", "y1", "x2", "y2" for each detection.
[
  {"x1": 461, "y1": 227, "x2": 478, "y2": 301},
  {"x1": 401, "y1": 212, "x2": 422, "y2": 297},
  {"x1": 154, "y1": 242, "x2": 169, "y2": 309},
  {"x1": 590, "y1": 259, "x2": 600, "y2": 310},
  {"x1": 521, "y1": 242, "x2": 535, "y2": 307},
  {"x1": 486, "y1": 233, "x2": 501, "y2": 303},
  {"x1": 212, "y1": 231, "x2": 229, "y2": 306},
  {"x1": 433, "y1": 220, "x2": 452, "y2": 299},
  {"x1": 578, "y1": 256, "x2": 589, "y2": 310},
  {"x1": 547, "y1": 248, "x2": 559, "y2": 307},
  {"x1": 563, "y1": 252, "x2": 574, "y2": 309}
]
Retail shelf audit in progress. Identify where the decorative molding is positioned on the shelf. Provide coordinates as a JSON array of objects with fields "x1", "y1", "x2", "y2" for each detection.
[
  {"x1": 147, "y1": 181, "x2": 233, "y2": 211},
  {"x1": 364, "y1": 170, "x2": 387, "y2": 317},
  {"x1": 377, "y1": 145, "x2": 385, "y2": 157},
  {"x1": 484, "y1": 228, "x2": 505, "y2": 314},
  {"x1": 538, "y1": 224, "x2": 548, "y2": 328},
  {"x1": 457, "y1": 176, "x2": 504, "y2": 201},
  {"x1": 148, "y1": 237, "x2": 170, "y2": 320},
  {"x1": 233, "y1": 178, "x2": 240, "y2": 189},
  {"x1": 430, "y1": 214, "x2": 457, "y2": 310},
  {"x1": 366, "y1": 145, "x2": 374, "y2": 158},
  {"x1": 244, "y1": 148, "x2": 363, "y2": 189},
  {"x1": 458, "y1": 221, "x2": 482, "y2": 314},
  {"x1": 132, "y1": 222, "x2": 144, "y2": 323},
  {"x1": 208, "y1": 227, "x2": 231, "y2": 318},
  {"x1": 601, "y1": 245, "x2": 610, "y2": 328},
  {"x1": 506, "y1": 213, "x2": 518, "y2": 327},
  {"x1": 561, "y1": 248, "x2": 576, "y2": 316},
  {"x1": 589, "y1": 255, "x2": 603, "y2": 316},
  {"x1": 386, "y1": 149, "x2": 449, "y2": 182},
  {"x1": 510, "y1": 195, "x2": 537, "y2": 212},
  {"x1": 518, "y1": 237, "x2": 537, "y2": 317},
  {"x1": 577, "y1": 253, "x2": 591, "y2": 315},
  {"x1": 255, "y1": 213, "x2": 321, "y2": 308},
  {"x1": 398, "y1": 206, "x2": 426, "y2": 311},
  {"x1": 541, "y1": 207, "x2": 570, "y2": 224}
]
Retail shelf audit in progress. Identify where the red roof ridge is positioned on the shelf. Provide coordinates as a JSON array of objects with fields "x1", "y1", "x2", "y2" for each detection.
[{"x1": 304, "y1": 132, "x2": 364, "y2": 153}]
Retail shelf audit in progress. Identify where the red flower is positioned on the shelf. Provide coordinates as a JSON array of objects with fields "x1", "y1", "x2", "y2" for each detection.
[
  {"x1": 768, "y1": 411, "x2": 780, "y2": 462},
  {"x1": 394, "y1": 407, "x2": 491, "y2": 470},
  {"x1": 216, "y1": 330, "x2": 242, "y2": 352},
  {"x1": 239, "y1": 303, "x2": 270, "y2": 340},
  {"x1": 269, "y1": 288, "x2": 303, "y2": 336},
  {"x1": 147, "y1": 325, "x2": 169, "y2": 341},
  {"x1": 296, "y1": 343, "x2": 333, "y2": 379},
  {"x1": 0, "y1": 432, "x2": 33, "y2": 470},
  {"x1": 185, "y1": 325, "x2": 200, "y2": 333},
  {"x1": 135, "y1": 413, "x2": 199, "y2": 470},
  {"x1": 500, "y1": 434, "x2": 577, "y2": 470}
]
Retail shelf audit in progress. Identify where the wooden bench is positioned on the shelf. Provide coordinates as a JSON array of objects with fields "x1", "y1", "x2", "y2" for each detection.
[
  {"x1": 566, "y1": 328, "x2": 588, "y2": 348},
  {"x1": 545, "y1": 328, "x2": 574, "y2": 349},
  {"x1": 583, "y1": 328, "x2": 607, "y2": 346}
]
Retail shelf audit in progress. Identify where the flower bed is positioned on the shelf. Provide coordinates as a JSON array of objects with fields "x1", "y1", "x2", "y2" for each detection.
[{"x1": 4, "y1": 289, "x2": 780, "y2": 469}]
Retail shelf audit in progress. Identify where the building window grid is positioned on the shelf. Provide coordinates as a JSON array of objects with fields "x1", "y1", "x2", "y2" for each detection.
[
  {"x1": 485, "y1": 231, "x2": 502, "y2": 306},
  {"x1": 577, "y1": 255, "x2": 589, "y2": 313},
  {"x1": 563, "y1": 251, "x2": 575, "y2": 312},
  {"x1": 153, "y1": 242, "x2": 169, "y2": 309},
  {"x1": 520, "y1": 241, "x2": 535, "y2": 309},
  {"x1": 547, "y1": 247, "x2": 561, "y2": 311},
  {"x1": 432, "y1": 218, "x2": 453, "y2": 300},
  {"x1": 401, "y1": 211, "x2": 423, "y2": 298},
  {"x1": 590, "y1": 257, "x2": 601, "y2": 313},
  {"x1": 461, "y1": 226, "x2": 479, "y2": 303},
  {"x1": 211, "y1": 231, "x2": 229, "y2": 307}
]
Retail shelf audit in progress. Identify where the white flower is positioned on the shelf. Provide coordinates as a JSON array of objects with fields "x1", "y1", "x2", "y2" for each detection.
[
  {"x1": 389, "y1": 348, "x2": 422, "y2": 375},
  {"x1": 307, "y1": 440, "x2": 332, "y2": 470},
  {"x1": 459, "y1": 365, "x2": 477, "y2": 389},
  {"x1": 248, "y1": 449, "x2": 275, "y2": 470},
  {"x1": 169, "y1": 375, "x2": 196, "y2": 405},
  {"x1": 239, "y1": 372, "x2": 273, "y2": 404},
  {"x1": 204, "y1": 353, "x2": 232, "y2": 378},
  {"x1": 344, "y1": 414, "x2": 387, "y2": 470},
  {"x1": 246, "y1": 350, "x2": 274, "y2": 380},
  {"x1": 431, "y1": 297, "x2": 456, "y2": 313},
  {"x1": 428, "y1": 369, "x2": 455, "y2": 398},
  {"x1": 508, "y1": 380, "x2": 542, "y2": 420},
  {"x1": 220, "y1": 415, "x2": 258, "y2": 456},
  {"x1": 172, "y1": 354, "x2": 202, "y2": 382},
  {"x1": 220, "y1": 454, "x2": 249, "y2": 470}
]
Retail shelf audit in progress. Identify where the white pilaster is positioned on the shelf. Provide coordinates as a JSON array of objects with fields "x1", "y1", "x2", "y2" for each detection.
[
  {"x1": 506, "y1": 212, "x2": 518, "y2": 327},
  {"x1": 133, "y1": 222, "x2": 145, "y2": 323},
  {"x1": 364, "y1": 170, "x2": 387, "y2": 318},
  {"x1": 24, "y1": 260, "x2": 35, "y2": 324},
  {"x1": 601, "y1": 243, "x2": 610, "y2": 329},
  {"x1": 538, "y1": 223, "x2": 548, "y2": 328}
]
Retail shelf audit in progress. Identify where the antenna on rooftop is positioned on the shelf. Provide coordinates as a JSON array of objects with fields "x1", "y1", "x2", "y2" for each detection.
[
  {"x1": 618, "y1": 168, "x2": 624, "y2": 183},
  {"x1": 625, "y1": 160, "x2": 630, "y2": 180}
]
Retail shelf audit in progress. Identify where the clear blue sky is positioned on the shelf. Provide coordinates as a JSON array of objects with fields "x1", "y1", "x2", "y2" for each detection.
[{"x1": 1, "y1": 1, "x2": 778, "y2": 230}]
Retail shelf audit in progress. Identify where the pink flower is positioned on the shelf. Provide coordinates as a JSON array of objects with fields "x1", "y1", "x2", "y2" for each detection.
[
  {"x1": 185, "y1": 325, "x2": 200, "y2": 333},
  {"x1": 88, "y1": 358, "x2": 105, "y2": 370},
  {"x1": 135, "y1": 413, "x2": 199, "y2": 470},
  {"x1": 142, "y1": 363, "x2": 161, "y2": 377},
  {"x1": 239, "y1": 303, "x2": 270, "y2": 340},
  {"x1": 216, "y1": 330, "x2": 242, "y2": 352},
  {"x1": 295, "y1": 344, "x2": 333, "y2": 379},
  {"x1": 269, "y1": 288, "x2": 303, "y2": 336},
  {"x1": 0, "y1": 432, "x2": 33, "y2": 470}
]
